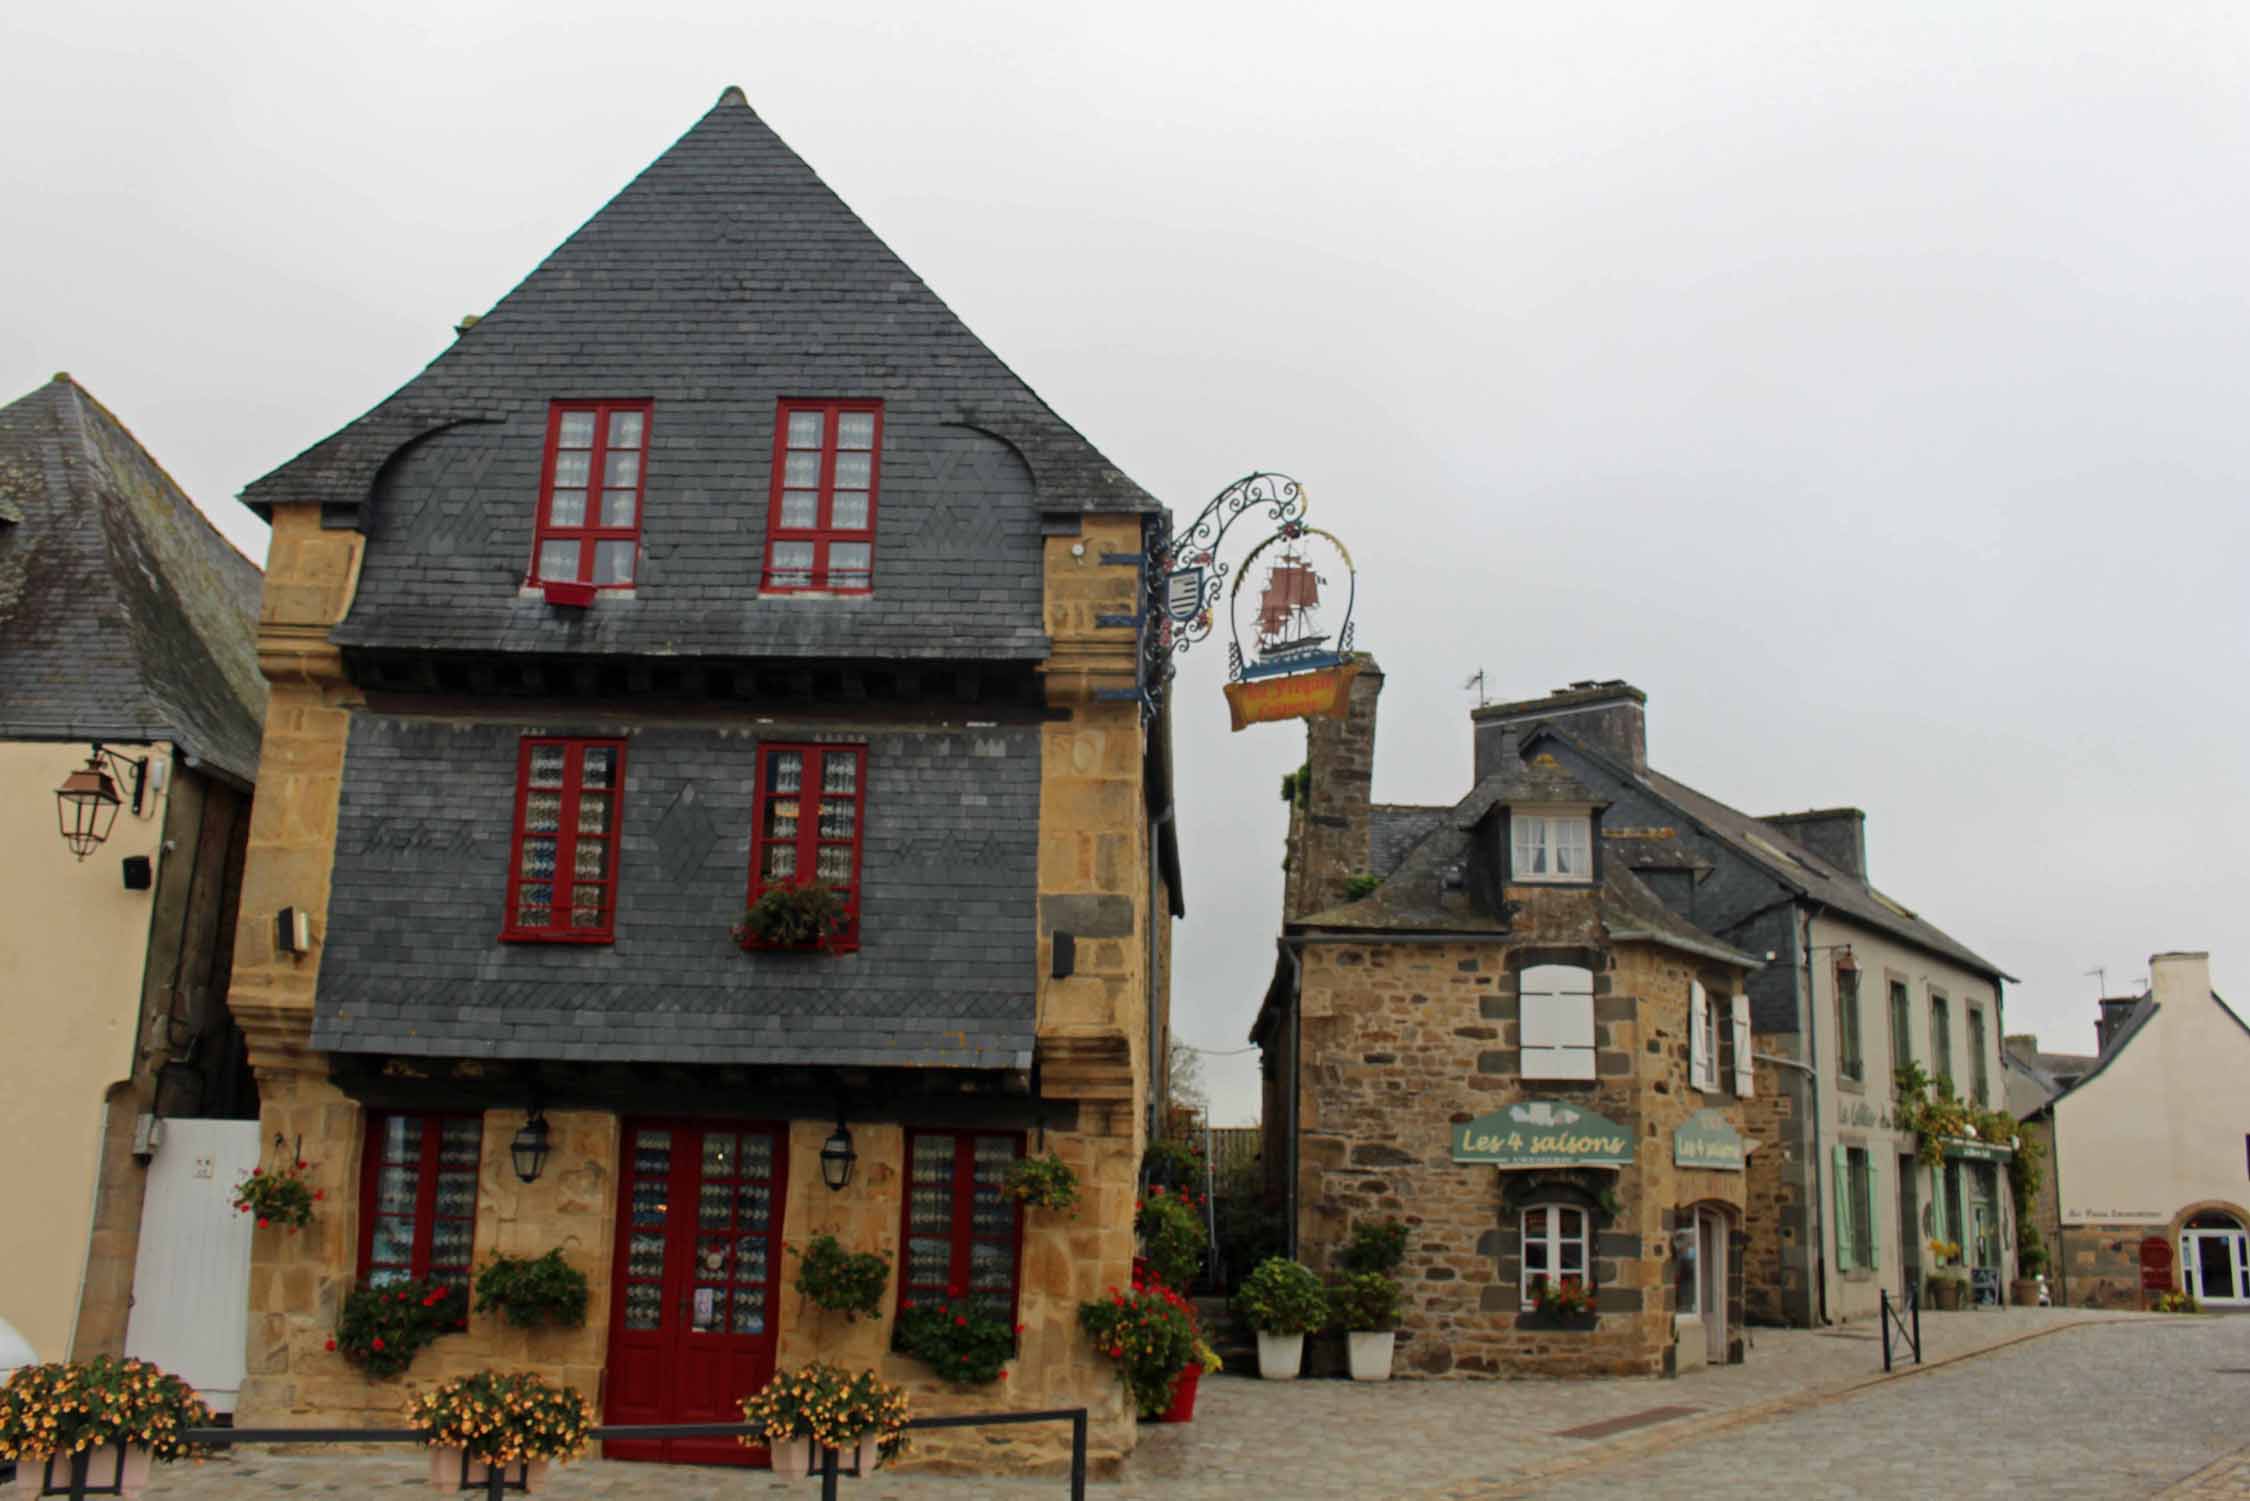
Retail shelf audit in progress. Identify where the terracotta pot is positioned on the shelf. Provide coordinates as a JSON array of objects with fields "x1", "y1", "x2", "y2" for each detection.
[
  {"x1": 1160, "y1": 1363, "x2": 1203, "y2": 1421},
  {"x1": 425, "y1": 1446, "x2": 551, "y2": 1493},
  {"x1": 1346, "y1": 1330, "x2": 1396, "y2": 1382},
  {"x1": 5, "y1": 1446, "x2": 153, "y2": 1497},
  {"x1": 2009, "y1": 1278, "x2": 2043, "y2": 1308},
  {"x1": 1254, "y1": 1331, "x2": 1304, "y2": 1380}
]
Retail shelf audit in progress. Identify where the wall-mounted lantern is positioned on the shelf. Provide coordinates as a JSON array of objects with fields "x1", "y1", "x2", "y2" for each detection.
[
  {"x1": 819, "y1": 1114, "x2": 857, "y2": 1192},
  {"x1": 510, "y1": 1107, "x2": 553, "y2": 1184},
  {"x1": 55, "y1": 742, "x2": 147, "y2": 859},
  {"x1": 1833, "y1": 946, "x2": 1859, "y2": 975}
]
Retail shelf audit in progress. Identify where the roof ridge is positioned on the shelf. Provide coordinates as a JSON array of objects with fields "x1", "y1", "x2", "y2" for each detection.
[{"x1": 57, "y1": 376, "x2": 264, "y2": 573}]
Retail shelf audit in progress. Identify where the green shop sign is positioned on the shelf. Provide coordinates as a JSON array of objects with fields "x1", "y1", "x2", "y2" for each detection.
[
  {"x1": 1673, "y1": 1110, "x2": 1747, "y2": 1171},
  {"x1": 1451, "y1": 1101, "x2": 1633, "y2": 1169},
  {"x1": 1941, "y1": 1136, "x2": 2013, "y2": 1164}
]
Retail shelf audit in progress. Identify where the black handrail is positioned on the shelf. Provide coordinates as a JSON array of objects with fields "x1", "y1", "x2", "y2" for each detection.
[
  {"x1": 8, "y1": 1407, "x2": 1091, "y2": 1501},
  {"x1": 1879, "y1": 1285, "x2": 1922, "y2": 1372}
]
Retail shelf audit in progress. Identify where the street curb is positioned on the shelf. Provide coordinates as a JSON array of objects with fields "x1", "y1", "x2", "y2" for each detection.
[
  {"x1": 1430, "y1": 1315, "x2": 2142, "y2": 1500},
  {"x1": 2155, "y1": 1442, "x2": 2250, "y2": 1497}
]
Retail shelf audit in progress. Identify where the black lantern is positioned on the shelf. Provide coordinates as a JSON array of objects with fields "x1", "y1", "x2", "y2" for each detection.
[
  {"x1": 819, "y1": 1117, "x2": 857, "y2": 1191},
  {"x1": 55, "y1": 744, "x2": 144, "y2": 860},
  {"x1": 510, "y1": 1108, "x2": 552, "y2": 1184}
]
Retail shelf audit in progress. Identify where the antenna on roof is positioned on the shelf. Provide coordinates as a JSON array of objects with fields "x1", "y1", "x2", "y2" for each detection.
[
  {"x1": 1462, "y1": 668, "x2": 1488, "y2": 708},
  {"x1": 2083, "y1": 965, "x2": 2107, "y2": 996}
]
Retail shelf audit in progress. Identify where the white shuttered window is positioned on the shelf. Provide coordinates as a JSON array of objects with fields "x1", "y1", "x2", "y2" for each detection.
[
  {"x1": 1731, "y1": 993, "x2": 1755, "y2": 1096},
  {"x1": 1520, "y1": 964, "x2": 1596, "y2": 1080}
]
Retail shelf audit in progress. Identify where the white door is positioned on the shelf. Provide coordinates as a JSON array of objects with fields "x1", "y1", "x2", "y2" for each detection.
[
  {"x1": 1699, "y1": 1210, "x2": 1727, "y2": 1365},
  {"x1": 2182, "y1": 1227, "x2": 2249, "y2": 1306},
  {"x1": 123, "y1": 1121, "x2": 260, "y2": 1412}
]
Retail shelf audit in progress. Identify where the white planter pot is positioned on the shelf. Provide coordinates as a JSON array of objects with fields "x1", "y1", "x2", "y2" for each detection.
[
  {"x1": 426, "y1": 1447, "x2": 551, "y2": 1494},
  {"x1": 767, "y1": 1434, "x2": 876, "y2": 1479},
  {"x1": 770, "y1": 1436, "x2": 810, "y2": 1477},
  {"x1": 1346, "y1": 1330, "x2": 1396, "y2": 1382},
  {"x1": 1255, "y1": 1331, "x2": 1305, "y2": 1380},
  {"x1": 5, "y1": 1447, "x2": 154, "y2": 1497}
]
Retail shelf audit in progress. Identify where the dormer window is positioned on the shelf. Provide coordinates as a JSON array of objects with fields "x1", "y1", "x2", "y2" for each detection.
[
  {"x1": 763, "y1": 400, "x2": 881, "y2": 594},
  {"x1": 1511, "y1": 810, "x2": 1593, "y2": 883},
  {"x1": 531, "y1": 401, "x2": 649, "y2": 591}
]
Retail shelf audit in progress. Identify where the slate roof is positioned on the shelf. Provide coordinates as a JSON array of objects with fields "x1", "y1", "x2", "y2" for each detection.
[
  {"x1": 0, "y1": 376, "x2": 264, "y2": 784},
  {"x1": 244, "y1": 88, "x2": 1160, "y2": 665},
  {"x1": 1369, "y1": 803, "x2": 1448, "y2": 878}
]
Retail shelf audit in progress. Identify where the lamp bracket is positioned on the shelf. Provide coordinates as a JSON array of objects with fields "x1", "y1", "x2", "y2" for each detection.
[{"x1": 90, "y1": 742, "x2": 149, "y2": 816}]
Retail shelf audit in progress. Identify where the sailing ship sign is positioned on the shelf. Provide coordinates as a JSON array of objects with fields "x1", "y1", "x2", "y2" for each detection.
[{"x1": 1140, "y1": 472, "x2": 1364, "y2": 731}]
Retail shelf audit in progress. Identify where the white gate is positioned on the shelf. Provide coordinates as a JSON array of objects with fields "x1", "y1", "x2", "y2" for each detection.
[{"x1": 123, "y1": 1120, "x2": 260, "y2": 1412}]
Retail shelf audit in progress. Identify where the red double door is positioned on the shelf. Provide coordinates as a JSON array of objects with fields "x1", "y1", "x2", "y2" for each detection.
[{"x1": 603, "y1": 1120, "x2": 789, "y2": 1466}]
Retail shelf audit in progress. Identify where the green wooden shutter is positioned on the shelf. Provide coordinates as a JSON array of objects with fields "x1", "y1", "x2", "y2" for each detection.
[
  {"x1": 1833, "y1": 1144, "x2": 1854, "y2": 1272},
  {"x1": 1865, "y1": 1155, "x2": 1881, "y2": 1270},
  {"x1": 1929, "y1": 1159, "x2": 1947, "y2": 1249}
]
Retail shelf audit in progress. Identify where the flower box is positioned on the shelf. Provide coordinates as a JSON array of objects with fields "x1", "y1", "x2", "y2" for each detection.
[
  {"x1": 1517, "y1": 1306, "x2": 1599, "y2": 1332},
  {"x1": 540, "y1": 580, "x2": 597, "y2": 608},
  {"x1": 2, "y1": 1445, "x2": 152, "y2": 1497},
  {"x1": 426, "y1": 1448, "x2": 551, "y2": 1494},
  {"x1": 770, "y1": 1434, "x2": 879, "y2": 1478},
  {"x1": 1159, "y1": 1363, "x2": 1201, "y2": 1422}
]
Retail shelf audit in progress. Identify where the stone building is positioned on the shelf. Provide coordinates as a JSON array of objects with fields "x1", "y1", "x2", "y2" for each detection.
[
  {"x1": 0, "y1": 375, "x2": 265, "y2": 1379},
  {"x1": 221, "y1": 89, "x2": 1179, "y2": 1473},
  {"x1": 2013, "y1": 952, "x2": 2249, "y2": 1309},
  {"x1": 1252, "y1": 666, "x2": 1764, "y2": 1377}
]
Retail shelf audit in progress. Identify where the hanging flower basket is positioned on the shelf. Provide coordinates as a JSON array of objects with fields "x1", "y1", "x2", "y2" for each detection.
[
  {"x1": 230, "y1": 1157, "x2": 321, "y2": 1231},
  {"x1": 1002, "y1": 1153, "x2": 1080, "y2": 1213},
  {"x1": 732, "y1": 880, "x2": 848, "y2": 952}
]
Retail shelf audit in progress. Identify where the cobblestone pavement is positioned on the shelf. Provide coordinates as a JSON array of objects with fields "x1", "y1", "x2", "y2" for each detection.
[{"x1": 119, "y1": 1308, "x2": 2221, "y2": 1500}]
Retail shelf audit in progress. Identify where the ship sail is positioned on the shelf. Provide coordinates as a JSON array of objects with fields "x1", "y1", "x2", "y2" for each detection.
[{"x1": 1256, "y1": 554, "x2": 1327, "y2": 647}]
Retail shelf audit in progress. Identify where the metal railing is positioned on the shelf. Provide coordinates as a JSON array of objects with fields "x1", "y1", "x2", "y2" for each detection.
[
  {"x1": 16, "y1": 1409, "x2": 1089, "y2": 1501},
  {"x1": 1879, "y1": 1286, "x2": 1922, "y2": 1372}
]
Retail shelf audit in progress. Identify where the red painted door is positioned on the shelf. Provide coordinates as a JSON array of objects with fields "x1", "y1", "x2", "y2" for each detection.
[{"x1": 603, "y1": 1121, "x2": 787, "y2": 1465}]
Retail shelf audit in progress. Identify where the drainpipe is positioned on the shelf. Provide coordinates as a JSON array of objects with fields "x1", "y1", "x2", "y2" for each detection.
[
  {"x1": 1148, "y1": 803, "x2": 1173, "y2": 1143},
  {"x1": 1800, "y1": 907, "x2": 1829, "y2": 1327},
  {"x1": 2047, "y1": 1106, "x2": 2069, "y2": 1306}
]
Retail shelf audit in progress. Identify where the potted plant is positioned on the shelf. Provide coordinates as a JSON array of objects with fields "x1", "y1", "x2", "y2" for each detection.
[
  {"x1": 0, "y1": 1356, "x2": 210, "y2": 1498},
  {"x1": 2011, "y1": 1236, "x2": 2047, "y2": 1308},
  {"x1": 1235, "y1": 1257, "x2": 1327, "y2": 1380},
  {"x1": 1002, "y1": 1153, "x2": 1080, "y2": 1214},
  {"x1": 1079, "y1": 1281, "x2": 1199, "y2": 1418},
  {"x1": 230, "y1": 1156, "x2": 321, "y2": 1232},
  {"x1": 1522, "y1": 1274, "x2": 1598, "y2": 1330},
  {"x1": 1160, "y1": 1341, "x2": 1221, "y2": 1424},
  {"x1": 409, "y1": 1370, "x2": 593, "y2": 1494},
  {"x1": 1141, "y1": 1137, "x2": 1204, "y2": 1192},
  {"x1": 2151, "y1": 1290, "x2": 2200, "y2": 1314},
  {"x1": 1338, "y1": 1218, "x2": 1409, "y2": 1276},
  {"x1": 472, "y1": 1249, "x2": 589, "y2": 1330},
  {"x1": 1925, "y1": 1241, "x2": 1967, "y2": 1311},
  {"x1": 1135, "y1": 1188, "x2": 1207, "y2": 1292},
  {"x1": 896, "y1": 1291, "x2": 1016, "y2": 1384},
  {"x1": 1330, "y1": 1271, "x2": 1401, "y2": 1381},
  {"x1": 789, "y1": 1236, "x2": 891, "y2": 1322},
  {"x1": 740, "y1": 1362, "x2": 909, "y2": 1478},
  {"x1": 332, "y1": 1279, "x2": 469, "y2": 1378},
  {"x1": 732, "y1": 879, "x2": 848, "y2": 951}
]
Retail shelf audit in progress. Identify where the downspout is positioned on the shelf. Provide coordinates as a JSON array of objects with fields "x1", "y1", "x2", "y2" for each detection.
[
  {"x1": 1148, "y1": 803, "x2": 1174, "y2": 1142},
  {"x1": 1282, "y1": 939, "x2": 1303, "y2": 1261},
  {"x1": 1800, "y1": 907, "x2": 1829, "y2": 1327},
  {"x1": 2047, "y1": 1104, "x2": 2069, "y2": 1306}
]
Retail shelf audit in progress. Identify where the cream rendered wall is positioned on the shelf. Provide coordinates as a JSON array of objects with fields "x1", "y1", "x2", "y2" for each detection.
[
  {"x1": 2053, "y1": 953, "x2": 2250, "y2": 1226},
  {"x1": 0, "y1": 740, "x2": 170, "y2": 1361},
  {"x1": 1809, "y1": 912, "x2": 2010, "y2": 1321}
]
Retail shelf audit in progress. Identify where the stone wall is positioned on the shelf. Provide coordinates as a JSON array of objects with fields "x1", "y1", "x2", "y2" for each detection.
[
  {"x1": 1292, "y1": 933, "x2": 1754, "y2": 1377},
  {"x1": 1286, "y1": 664, "x2": 1382, "y2": 921},
  {"x1": 1738, "y1": 1055, "x2": 1801, "y2": 1324}
]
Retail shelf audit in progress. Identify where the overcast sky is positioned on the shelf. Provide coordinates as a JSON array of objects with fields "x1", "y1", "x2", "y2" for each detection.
[{"x1": 6, "y1": 2, "x2": 2245, "y2": 1123}]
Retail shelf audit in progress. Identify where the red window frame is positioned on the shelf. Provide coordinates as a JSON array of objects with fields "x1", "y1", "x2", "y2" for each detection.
[
  {"x1": 501, "y1": 737, "x2": 627, "y2": 943},
  {"x1": 896, "y1": 1129, "x2": 1025, "y2": 1325},
  {"x1": 357, "y1": 1112, "x2": 482, "y2": 1312},
  {"x1": 529, "y1": 400, "x2": 651, "y2": 590},
  {"x1": 761, "y1": 399, "x2": 881, "y2": 593},
  {"x1": 745, "y1": 743, "x2": 867, "y2": 951}
]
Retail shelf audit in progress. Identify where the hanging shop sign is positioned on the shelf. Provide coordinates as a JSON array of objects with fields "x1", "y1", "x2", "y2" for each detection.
[
  {"x1": 1939, "y1": 1136, "x2": 2013, "y2": 1164},
  {"x1": 1673, "y1": 1110, "x2": 1747, "y2": 1171},
  {"x1": 1136, "y1": 472, "x2": 1364, "y2": 729},
  {"x1": 1451, "y1": 1101, "x2": 1634, "y2": 1170}
]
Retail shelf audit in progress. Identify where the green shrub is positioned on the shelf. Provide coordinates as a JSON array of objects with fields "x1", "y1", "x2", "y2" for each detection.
[
  {"x1": 896, "y1": 1295, "x2": 1016, "y2": 1384},
  {"x1": 1080, "y1": 1283, "x2": 1198, "y2": 1418},
  {"x1": 1338, "y1": 1217, "x2": 1408, "y2": 1275},
  {"x1": 732, "y1": 880, "x2": 847, "y2": 948},
  {"x1": 1342, "y1": 872, "x2": 1383, "y2": 900},
  {"x1": 790, "y1": 1235, "x2": 891, "y2": 1321},
  {"x1": 1002, "y1": 1153, "x2": 1080, "y2": 1213},
  {"x1": 1136, "y1": 1190, "x2": 1207, "y2": 1291},
  {"x1": 1328, "y1": 1271, "x2": 1401, "y2": 1332},
  {"x1": 334, "y1": 1279, "x2": 466, "y2": 1379},
  {"x1": 1141, "y1": 1137, "x2": 1205, "y2": 1189},
  {"x1": 473, "y1": 1249, "x2": 590, "y2": 1330},
  {"x1": 1235, "y1": 1257, "x2": 1327, "y2": 1335},
  {"x1": 1210, "y1": 1157, "x2": 1285, "y2": 1293}
]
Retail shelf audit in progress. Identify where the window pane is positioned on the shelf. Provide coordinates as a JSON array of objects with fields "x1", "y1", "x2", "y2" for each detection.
[
  {"x1": 837, "y1": 411, "x2": 875, "y2": 449},
  {"x1": 733, "y1": 1235, "x2": 768, "y2": 1285},
  {"x1": 822, "y1": 753, "x2": 857, "y2": 795},
  {"x1": 604, "y1": 451, "x2": 640, "y2": 488},
  {"x1": 573, "y1": 839, "x2": 609, "y2": 879},
  {"x1": 830, "y1": 492, "x2": 870, "y2": 531},
  {"x1": 558, "y1": 411, "x2": 595, "y2": 448},
  {"x1": 834, "y1": 451, "x2": 872, "y2": 488},
  {"x1": 907, "y1": 1235, "x2": 950, "y2": 1285},
  {"x1": 548, "y1": 488, "x2": 587, "y2": 528},
  {"x1": 553, "y1": 451, "x2": 591, "y2": 488},
  {"x1": 784, "y1": 451, "x2": 822, "y2": 488},
  {"x1": 732, "y1": 1302, "x2": 766, "y2": 1336},
  {"x1": 383, "y1": 1116, "x2": 424, "y2": 1161},
  {"x1": 768, "y1": 541, "x2": 813, "y2": 587},
  {"x1": 525, "y1": 792, "x2": 562, "y2": 834},
  {"x1": 735, "y1": 1181, "x2": 771, "y2": 1229},
  {"x1": 626, "y1": 1233, "x2": 664, "y2": 1280},
  {"x1": 376, "y1": 1161, "x2": 419, "y2": 1217},
  {"x1": 529, "y1": 745, "x2": 567, "y2": 785},
  {"x1": 514, "y1": 885, "x2": 551, "y2": 929},
  {"x1": 594, "y1": 540, "x2": 635, "y2": 585},
  {"x1": 828, "y1": 542, "x2": 871, "y2": 587},
  {"x1": 787, "y1": 410, "x2": 824, "y2": 448},
  {"x1": 439, "y1": 1119, "x2": 481, "y2": 1166},
  {"x1": 815, "y1": 843, "x2": 854, "y2": 883},
  {"x1": 571, "y1": 884, "x2": 605, "y2": 926},
  {"x1": 691, "y1": 1286, "x2": 727, "y2": 1333},
  {"x1": 608, "y1": 410, "x2": 644, "y2": 449},
  {"x1": 768, "y1": 751, "x2": 803, "y2": 794},
  {"x1": 371, "y1": 1213, "x2": 416, "y2": 1267},
  {"x1": 538, "y1": 540, "x2": 579, "y2": 581},
  {"x1": 601, "y1": 488, "x2": 637, "y2": 528},
  {"x1": 434, "y1": 1171, "x2": 476, "y2": 1219},
  {"x1": 623, "y1": 1283, "x2": 662, "y2": 1330},
  {"x1": 779, "y1": 490, "x2": 819, "y2": 528},
  {"x1": 702, "y1": 1132, "x2": 741, "y2": 1179},
  {"x1": 582, "y1": 746, "x2": 616, "y2": 789},
  {"x1": 520, "y1": 839, "x2": 556, "y2": 880},
  {"x1": 818, "y1": 797, "x2": 856, "y2": 840},
  {"x1": 762, "y1": 839, "x2": 797, "y2": 881},
  {"x1": 576, "y1": 792, "x2": 610, "y2": 837}
]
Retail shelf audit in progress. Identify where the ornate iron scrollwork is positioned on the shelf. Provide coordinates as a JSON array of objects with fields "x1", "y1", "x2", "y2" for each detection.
[{"x1": 1139, "y1": 471, "x2": 1310, "y2": 709}]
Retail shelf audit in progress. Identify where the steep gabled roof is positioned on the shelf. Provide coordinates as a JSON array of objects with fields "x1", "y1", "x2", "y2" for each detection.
[
  {"x1": 0, "y1": 376, "x2": 265, "y2": 784},
  {"x1": 243, "y1": 87, "x2": 1154, "y2": 526}
]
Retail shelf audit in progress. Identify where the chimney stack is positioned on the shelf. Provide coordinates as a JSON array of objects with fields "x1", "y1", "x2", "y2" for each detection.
[
  {"x1": 2148, "y1": 950, "x2": 2212, "y2": 1011},
  {"x1": 1472, "y1": 679, "x2": 1645, "y2": 781},
  {"x1": 1763, "y1": 808, "x2": 1869, "y2": 881},
  {"x1": 1285, "y1": 660, "x2": 1384, "y2": 920}
]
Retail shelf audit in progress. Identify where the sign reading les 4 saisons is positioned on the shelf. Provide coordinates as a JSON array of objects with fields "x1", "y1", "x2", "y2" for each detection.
[{"x1": 1451, "y1": 1101, "x2": 1634, "y2": 1169}]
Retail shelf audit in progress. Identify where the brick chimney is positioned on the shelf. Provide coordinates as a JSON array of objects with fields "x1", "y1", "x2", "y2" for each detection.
[
  {"x1": 1762, "y1": 808, "x2": 1869, "y2": 881},
  {"x1": 1285, "y1": 660, "x2": 1383, "y2": 920},
  {"x1": 1472, "y1": 679, "x2": 1645, "y2": 781},
  {"x1": 2093, "y1": 996, "x2": 2141, "y2": 1054}
]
